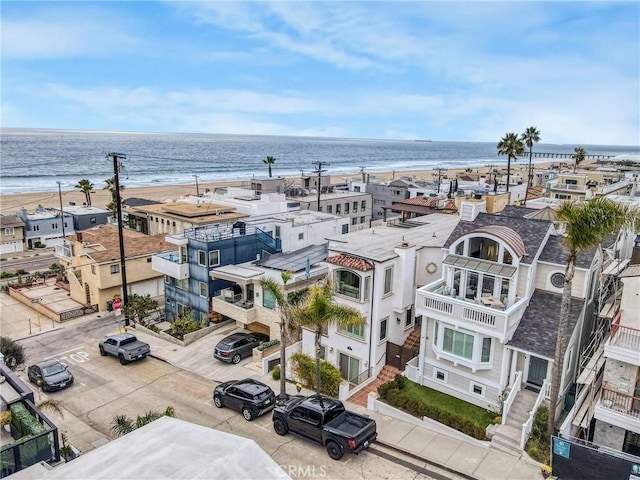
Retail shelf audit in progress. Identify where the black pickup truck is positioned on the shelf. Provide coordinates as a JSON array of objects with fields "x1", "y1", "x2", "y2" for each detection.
[{"x1": 272, "y1": 394, "x2": 377, "y2": 460}]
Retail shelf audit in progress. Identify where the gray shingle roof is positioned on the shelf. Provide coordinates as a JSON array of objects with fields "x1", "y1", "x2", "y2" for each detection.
[
  {"x1": 443, "y1": 212, "x2": 552, "y2": 265},
  {"x1": 508, "y1": 290, "x2": 584, "y2": 358}
]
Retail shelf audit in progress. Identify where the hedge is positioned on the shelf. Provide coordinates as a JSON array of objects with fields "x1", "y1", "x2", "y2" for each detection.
[
  {"x1": 290, "y1": 352, "x2": 341, "y2": 397},
  {"x1": 377, "y1": 375, "x2": 488, "y2": 440}
]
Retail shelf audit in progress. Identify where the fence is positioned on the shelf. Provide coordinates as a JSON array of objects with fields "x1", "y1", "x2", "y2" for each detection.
[
  {"x1": 502, "y1": 371, "x2": 523, "y2": 425},
  {"x1": 520, "y1": 378, "x2": 549, "y2": 449}
]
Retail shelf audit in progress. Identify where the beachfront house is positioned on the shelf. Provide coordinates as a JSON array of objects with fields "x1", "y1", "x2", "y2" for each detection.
[
  {"x1": 17, "y1": 206, "x2": 74, "y2": 250},
  {"x1": 0, "y1": 215, "x2": 25, "y2": 255},
  {"x1": 294, "y1": 190, "x2": 373, "y2": 233},
  {"x1": 297, "y1": 214, "x2": 459, "y2": 390},
  {"x1": 55, "y1": 224, "x2": 174, "y2": 312},
  {"x1": 408, "y1": 202, "x2": 635, "y2": 451}
]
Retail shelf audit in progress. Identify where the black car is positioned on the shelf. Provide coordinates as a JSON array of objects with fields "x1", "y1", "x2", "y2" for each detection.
[
  {"x1": 213, "y1": 332, "x2": 270, "y2": 364},
  {"x1": 213, "y1": 378, "x2": 277, "y2": 421},
  {"x1": 27, "y1": 360, "x2": 74, "y2": 392}
]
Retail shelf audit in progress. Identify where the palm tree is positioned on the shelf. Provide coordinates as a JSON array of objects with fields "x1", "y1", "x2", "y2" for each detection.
[
  {"x1": 548, "y1": 198, "x2": 638, "y2": 439},
  {"x1": 260, "y1": 271, "x2": 294, "y2": 400},
  {"x1": 497, "y1": 133, "x2": 525, "y2": 193},
  {"x1": 111, "y1": 406, "x2": 175, "y2": 437},
  {"x1": 74, "y1": 179, "x2": 95, "y2": 206},
  {"x1": 292, "y1": 280, "x2": 365, "y2": 394},
  {"x1": 521, "y1": 127, "x2": 541, "y2": 189},
  {"x1": 103, "y1": 176, "x2": 125, "y2": 211},
  {"x1": 263, "y1": 156, "x2": 276, "y2": 178},
  {"x1": 572, "y1": 147, "x2": 586, "y2": 173}
]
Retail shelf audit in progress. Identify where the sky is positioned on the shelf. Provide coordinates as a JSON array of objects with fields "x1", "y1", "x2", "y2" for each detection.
[{"x1": 2, "y1": 1, "x2": 639, "y2": 145}]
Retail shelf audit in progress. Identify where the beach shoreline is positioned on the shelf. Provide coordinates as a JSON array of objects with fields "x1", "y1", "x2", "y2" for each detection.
[{"x1": 0, "y1": 163, "x2": 550, "y2": 216}]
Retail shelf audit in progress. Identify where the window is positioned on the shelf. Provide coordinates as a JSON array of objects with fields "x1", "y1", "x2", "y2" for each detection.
[
  {"x1": 360, "y1": 216, "x2": 365, "y2": 224},
  {"x1": 200, "y1": 312, "x2": 208, "y2": 323},
  {"x1": 443, "y1": 328, "x2": 474, "y2": 360},
  {"x1": 383, "y1": 266, "x2": 393, "y2": 295},
  {"x1": 374, "y1": 199, "x2": 385, "y2": 206},
  {"x1": 334, "y1": 270, "x2": 361, "y2": 299},
  {"x1": 198, "y1": 250, "x2": 207, "y2": 266},
  {"x1": 176, "y1": 278, "x2": 188, "y2": 290},
  {"x1": 275, "y1": 226, "x2": 281, "y2": 239},
  {"x1": 470, "y1": 383, "x2": 485, "y2": 397},
  {"x1": 319, "y1": 345, "x2": 326, "y2": 360},
  {"x1": 433, "y1": 321, "x2": 439, "y2": 345},
  {"x1": 551, "y1": 272, "x2": 565, "y2": 289},
  {"x1": 199, "y1": 281, "x2": 207, "y2": 297},
  {"x1": 336, "y1": 204, "x2": 341, "y2": 214},
  {"x1": 341, "y1": 224, "x2": 349, "y2": 234},
  {"x1": 326, "y1": 205, "x2": 332, "y2": 214},
  {"x1": 4, "y1": 227, "x2": 14, "y2": 235},
  {"x1": 353, "y1": 201, "x2": 358, "y2": 212},
  {"x1": 364, "y1": 276, "x2": 370, "y2": 301},
  {"x1": 351, "y1": 218, "x2": 357, "y2": 225},
  {"x1": 434, "y1": 369, "x2": 447, "y2": 383},
  {"x1": 52, "y1": 223, "x2": 57, "y2": 230},
  {"x1": 177, "y1": 303, "x2": 186, "y2": 316},
  {"x1": 379, "y1": 317, "x2": 388, "y2": 342},
  {"x1": 91, "y1": 265, "x2": 96, "y2": 275},
  {"x1": 164, "y1": 275, "x2": 170, "y2": 284},
  {"x1": 405, "y1": 309, "x2": 413, "y2": 327},
  {"x1": 180, "y1": 246, "x2": 187, "y2": 263},
  {"x1": 263, "y1": 288, "x2": 276, "y2": 309},
  {"x1": 33, "y1": 225, "x2": 40, "y2": 231},
  {"x1": 361, "y1": 200, "x2": 366, "y2": 210},
  {"x1": 339, "y1": 323, "x2": 364, "y2": 340},
  {"x1": 298, "y1": 233, "x2": 304, "y2": 240},
  {"x1": 344, "y1": 203, "x2": 350, "y2": 214},
  {"x1": 110, "y1": 264, "x2": 119, "y2": 274},
  {"x1": 209, "y1": 250, "x2": 220, "y2": 266},
  {"x1": 481, "y1": 338, "x2": 492, "y2": 362}
]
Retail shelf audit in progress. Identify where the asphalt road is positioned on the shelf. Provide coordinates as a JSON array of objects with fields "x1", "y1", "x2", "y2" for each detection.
[{"x1": 16, "y1": 317, "x2": 453, "y2": 479}]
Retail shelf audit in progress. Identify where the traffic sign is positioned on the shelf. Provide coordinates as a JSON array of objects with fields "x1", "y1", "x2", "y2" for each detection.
[{"x1": 112, "y1": 299, "x2": 122, "y2": 312}]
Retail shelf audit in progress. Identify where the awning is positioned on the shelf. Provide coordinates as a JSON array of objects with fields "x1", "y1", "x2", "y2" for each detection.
[
  {"x1": 209, "y1": 265, "x2": 264, "y2": 285},
  {"x1": 442, "y1": 254, "x2": 517, "y2": 278}
]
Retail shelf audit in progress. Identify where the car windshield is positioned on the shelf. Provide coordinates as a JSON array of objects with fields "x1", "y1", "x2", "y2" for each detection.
[
  {"x1": 42, "y1": 364, "x2": 65, "y2": 376},
  {"x1": 255, "y1": 390, "x2": 272, "y2": 401},
  {"x1": 216, "y1": 342, "x2": 232, "y2": 351}
]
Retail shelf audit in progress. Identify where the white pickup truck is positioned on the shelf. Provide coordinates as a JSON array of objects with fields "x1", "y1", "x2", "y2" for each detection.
[{"x1": 99, "y1": 333, "x2": 151, "y2": 365}]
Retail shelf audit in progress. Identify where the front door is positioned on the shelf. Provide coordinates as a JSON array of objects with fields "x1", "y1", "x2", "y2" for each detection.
[
  {"x1": 528, "y1": 356, "x2": 548, "y2": 386},
  {"x1": 339, "y1": 353, "x2": 360, "y2": 384}
]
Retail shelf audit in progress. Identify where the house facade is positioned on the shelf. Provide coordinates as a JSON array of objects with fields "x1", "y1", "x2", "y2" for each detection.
[
  {"x1": 17, "y1": 206, "x2": 74, "y2": 249},
  {"x1": 410, "y1": 203, "x2": 622, "y2": 428},
  {"x1": 299, "y1": 214, "x2": 459, "y2": 385},
  {"x1": 0, "y1": 215, "x2": 25, "y2": 255}
]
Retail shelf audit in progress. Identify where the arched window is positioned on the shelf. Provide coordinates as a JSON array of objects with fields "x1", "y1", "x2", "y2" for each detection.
[{"x1": 334, "y1": 270, "x2": 361, "y2": 299}]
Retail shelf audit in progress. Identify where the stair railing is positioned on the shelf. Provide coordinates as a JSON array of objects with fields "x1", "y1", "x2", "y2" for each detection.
[
  {"x1": 520, "y1": 378, "x2": 548, "y2": 449},
  {"x1": 501, "y1": 370, "x2": 522, "y2": 425}
]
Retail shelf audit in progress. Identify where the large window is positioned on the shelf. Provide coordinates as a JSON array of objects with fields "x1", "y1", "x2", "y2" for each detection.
[
  {"x1": 263, "y1": 288, "x2": 276, "y2": 309},
  {"x1": 383, "y1": 266, "x2": 393, "y2": 295},
  {"x1": 176, "y1": 278, "x2": 188, "y2": 290},
  {"x1": 339, "y1": 323, "x2": 364, "y2": 340},
  {"x1": 379, "y1": 317, "x2": 388, "y2": 342},
  {"x1": 443, "y1": 328, "x2": 474, "y2": 360},
  {"x1": 209, "y1": 250, "x2": 220, "y2": 267},
  {"x1": 199, "y1": 281, "x2": 207, "y2": 297},
  {"x1": 198, "y1": 250, "x2": 207, "y2": 266},
  {"x1": 334, "y1": 270, "x2": 361, "y2": 299}
]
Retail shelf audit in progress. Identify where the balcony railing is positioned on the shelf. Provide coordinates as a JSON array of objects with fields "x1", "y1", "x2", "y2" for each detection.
[
  {"x1": 599, "y1": 384, "x2": 640, "y2": 420},
  {"x1": 610, "y1": 323, "x2": 640, "y2": 351},
  {"x1": 211, "y1": 295, "x2": 256, "y2": 325},
  {"x1": 152, "y1": 253, "x2": 189, "y2": 279},
  {"x1": 550, "y1": 183, "x2": 587, "y2": 192}
]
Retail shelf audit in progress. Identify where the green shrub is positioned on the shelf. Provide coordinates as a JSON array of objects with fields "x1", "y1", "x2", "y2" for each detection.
[
  {"x1": 272, "y1": 365, "x2": 281, "y2": 380},
  {"x1": 290, "y1": 352, "x2": 341, "y2": 397},
  {"x1": 257, "y1": 339, "x2": 280, "y2": 351},
  {"x1": 0, "y1": 336, "x2": 25, "y2": 370},
  {"x1": 9, "y1": 403, "x2": 46, "y2": 438},
  {"x1": 0, "y1": 271, "x2": 16, "y2": 278},
  {"x1": 15, "y1": 269, "x2": 28, "y2": 276}
]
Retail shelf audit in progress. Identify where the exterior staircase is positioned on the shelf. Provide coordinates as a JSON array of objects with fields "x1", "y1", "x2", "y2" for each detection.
[
  {"x1": 489, "y1": 388, "x2": 538, "y2": 455},
  {"x1": 402, "y1": 326, "x2": 421, "y2": 351},
  {"x1": 348, "y1": 365, "x2": 402, "y2": 408}
]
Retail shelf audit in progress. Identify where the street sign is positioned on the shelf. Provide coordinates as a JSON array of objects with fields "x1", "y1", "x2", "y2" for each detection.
[{"x1": 112, "y1": 299, "x2": 122, "y2": 315}]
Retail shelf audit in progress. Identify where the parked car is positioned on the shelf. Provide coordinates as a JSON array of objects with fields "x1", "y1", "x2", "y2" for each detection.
[
  {"x1": 213, "y1": 332, "x2": 270, "y2": 364},
  {"x1": 272, "y1": 394, "x2": 377, "y2": 460},
  {"x1": 27, "y1": 360, "x2": 74, "y2": 392},
  {"x1": 213, "y1": 378, "x2": 277, "y2": 421},
  {"x1": 99, "y1": 333, "x2": 151, "y2": 365}
]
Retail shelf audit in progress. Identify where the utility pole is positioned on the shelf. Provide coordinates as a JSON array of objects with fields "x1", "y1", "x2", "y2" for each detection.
[
  {"x1": 109, "y1": 152, "x2": 130, "y2": 327},
  {"x1": 433, "y1": 168, "x2": 444, "y2": 193},
  {"x1": 311, "y1": 161, "x2": 329, "y2": 211},
  {"x1": 193, "y1": 175, "x2": 200, "y2": 196},
  {"x1": 56, "y1": 181, "x2": 66, "y2": 242}
]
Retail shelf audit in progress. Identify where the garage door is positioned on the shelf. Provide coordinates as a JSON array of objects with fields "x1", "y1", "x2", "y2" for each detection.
[
  {"x1": 248, "y1": 322, "x2": 270, "y2": 337},
  {"x1": 130, "y1": 278, "x2": 164, "y2": 298}
]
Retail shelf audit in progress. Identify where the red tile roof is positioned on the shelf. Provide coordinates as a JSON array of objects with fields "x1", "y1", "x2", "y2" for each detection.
[{"x1": 327, "y1": 254, "x2": 374, "y2": 271}]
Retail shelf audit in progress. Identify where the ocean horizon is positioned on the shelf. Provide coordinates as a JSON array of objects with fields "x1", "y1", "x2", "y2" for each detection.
[{"x1": 1, "y1": 127, "x2": 638, "y2": 195}]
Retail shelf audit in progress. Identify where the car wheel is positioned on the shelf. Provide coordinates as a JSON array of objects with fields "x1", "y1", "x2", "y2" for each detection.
[
  {"x1": 273, "y1": 419, "x2": 288, "y2": 436},
  {"x1": 118, "y1": 354, "x2": 128, "y2": 365},
  {"x1": 231, "y1": 354, "x2": 242, "y2": 364},
  {"x1": 213, "y1": 396, "x2": 223, "y2": 408},
  {"x1": 99, "y1": 345, "x2": 107, "y2": 356},
  {"x1": 326, "y1": 441, "x2": 344, "y2": 460},
  {"x1": 241, "y1": 407, "x2": 254, "y2": 421}
]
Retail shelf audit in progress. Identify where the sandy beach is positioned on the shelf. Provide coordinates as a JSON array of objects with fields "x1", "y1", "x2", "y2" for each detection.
[{"x1": 0, "y1": 164, "x2": 540, "y2": 216}]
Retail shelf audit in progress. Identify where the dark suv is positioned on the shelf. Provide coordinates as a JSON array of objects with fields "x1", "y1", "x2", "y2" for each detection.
[
  {"x1": 213, "y1": 332, "x2": 269, "y2": 364},
  {"x1": 27, "y1": 360, "x2": 74, "y2": 392},
  {"x1": 214, "y1": 378, "x2": 276, "y2": 420}
]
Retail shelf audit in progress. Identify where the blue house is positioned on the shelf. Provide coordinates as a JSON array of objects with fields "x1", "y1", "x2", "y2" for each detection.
[{"x1": 152, "y1": 220, "x2": 281, "y2": 325}]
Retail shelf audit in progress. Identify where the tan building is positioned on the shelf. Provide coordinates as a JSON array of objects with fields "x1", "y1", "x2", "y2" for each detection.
[
  {"x1": 0, "y1": 215, "x2": 25, "y2": 255},
  {"x1": 548, "y1": 170, "x2": 630, "y2": 201},
  {"x1": 56, "y1": 224, "x2": 174, "y2": 311}
]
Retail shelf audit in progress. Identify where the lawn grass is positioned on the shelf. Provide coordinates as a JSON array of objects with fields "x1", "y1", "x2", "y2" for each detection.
[{"x1": 402, "y1": 380, "x2": 496, "y2": 427}]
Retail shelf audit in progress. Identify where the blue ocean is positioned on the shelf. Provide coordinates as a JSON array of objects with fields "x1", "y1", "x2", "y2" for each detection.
[{"x1": 1, "y1": 128, "x2": 638, "y2": 195}]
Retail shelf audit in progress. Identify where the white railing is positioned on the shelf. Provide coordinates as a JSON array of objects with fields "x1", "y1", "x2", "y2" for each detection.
[
  {"x1": 404, "y1": 357, "x2": 419, "y2": 383},
  {"x1": 520, "y1": 378, "x2": 549, "y2": 449},
  {"x1": 502, "y1": 371, "x2": 523, "y2": 425}
]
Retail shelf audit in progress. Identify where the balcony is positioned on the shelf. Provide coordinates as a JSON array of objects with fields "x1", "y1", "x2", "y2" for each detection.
[
  {"x1": 152, "y1": 253, "x2": 189, "y2": 279},
  {"x1": 550, "y1": 183, "x2": 588, "y2": 193},
  {"x1": 604, "y1": 321, "x2": 640, "y2": 366},
  {"x1": 211, "y1": 295, "x2": 256, "y2": 325},
  {"x1": 594, "y1": 383, "x2": 640, "y2": 432},
  {"x1": 415, "y1": 279, "x2": 526, "y2": 340},
  {"x1": 54, "y1": 242, "x2": 73, "y2": 262}
]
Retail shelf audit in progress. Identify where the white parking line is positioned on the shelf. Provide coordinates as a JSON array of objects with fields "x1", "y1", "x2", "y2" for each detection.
[{"x1": 44, "y1": 346, "x2": 84, "y2": 359}]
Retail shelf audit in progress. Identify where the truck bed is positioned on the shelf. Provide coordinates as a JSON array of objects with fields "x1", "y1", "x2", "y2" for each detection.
[{"x1": 325, "y1": 411, "x2": 375, "y2": 437}]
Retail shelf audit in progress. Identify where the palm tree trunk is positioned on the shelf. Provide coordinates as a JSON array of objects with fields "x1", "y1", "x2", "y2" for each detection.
[
  {"x1": 279, "y1": 319, "x2": 287, "y2": 399},
  {"x1": 506, "y1": 155, "x2": 512, "y2": 193},
  {"x1": 528, "y1": 149, "x2": 533, "y2": 188},
  {"x1": 315, "y1": 328, "x2": 322, "y2": 394},
  {"x1": 548, "y1": 254, "x2": 576, "y2": 438}
]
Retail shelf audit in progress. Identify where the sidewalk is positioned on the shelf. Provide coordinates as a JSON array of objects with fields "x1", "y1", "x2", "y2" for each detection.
[{"x1": 1, "y1": 300, "x2": 544, "y2": 480}]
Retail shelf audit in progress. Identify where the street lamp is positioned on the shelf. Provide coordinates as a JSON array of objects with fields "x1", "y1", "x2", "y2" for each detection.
[
  {"x1": 56, "y1": 181, "x2": 66, "y2": 242},
  {"x1": 193, "y1": 175, "x2": 200, "y2": 196}
]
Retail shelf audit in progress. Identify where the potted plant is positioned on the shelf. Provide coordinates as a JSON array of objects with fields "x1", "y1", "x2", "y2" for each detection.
[{"x1": 0, "y1": 410, "x2": 12, "y2": 432}]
